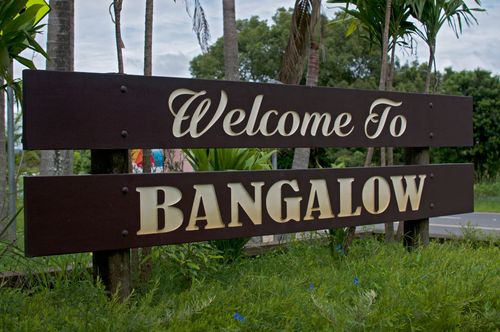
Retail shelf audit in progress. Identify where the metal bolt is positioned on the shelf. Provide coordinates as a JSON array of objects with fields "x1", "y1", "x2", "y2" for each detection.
[
  {"x1": 430, "y1": 173, "x2": 434, "y2": 179},
  {"x1": 430, "y1": 203, "x2": 435, "y2": 209},
  {"x1": 122, "y1": 186, "x2": 129, "y2": 194},
  {"x1": 121, "y1": 130, "x2": 128, "y2": 138},
  {"x1": 120, "y1": 85, "x2": 127, "y2": 93},
  {"x1": 121, "y1": 229, "x2": 129, "y2": 237},
  {"x1": 429, "y1": 102, "x2": 433, "y2": 108},
  {"x1": 429, "y1": 132, "x2": 434, "y2": 139}
]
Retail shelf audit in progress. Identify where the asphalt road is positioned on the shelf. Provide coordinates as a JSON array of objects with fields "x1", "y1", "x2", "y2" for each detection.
[{"x1": 364, "y1": 212, "x2": 500, "y2": 238}]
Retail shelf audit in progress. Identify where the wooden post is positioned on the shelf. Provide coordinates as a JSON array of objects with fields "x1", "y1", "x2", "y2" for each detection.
[
  {"x1": 91, "y1": 149, "x2": 130, "y2": 300},
  {"x1": 403, "y1": 147, "x2": 430, "y2": 249}
]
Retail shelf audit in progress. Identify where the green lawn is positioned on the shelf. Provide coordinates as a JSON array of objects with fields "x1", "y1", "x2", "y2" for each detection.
[
  {"x1": 1, "y1": 237, "x2": 499, "y2": 331},
  {"x1": 474, "y1": 178, "x2": 500, "y2": 212}
]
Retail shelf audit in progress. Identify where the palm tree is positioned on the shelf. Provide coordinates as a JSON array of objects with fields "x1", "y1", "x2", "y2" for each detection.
[
  {"x1": 291, "y1": 0, "x2": 322, "y2": 170},
  {"x1": 409, "y1": 0, "x2": 483, "y2": 93},
  {"x1": 109, "y1": 0, "x2": 125, "y2": 73},
  {"x1": 277, "y1": 0, "x2": 322, "y2": 170},
  {"x1": 222, "y1": 0, "x2": 239, "y2": 81},
  {"x1": 40, "y1": 0, "x2": 74, "y2": 177}
]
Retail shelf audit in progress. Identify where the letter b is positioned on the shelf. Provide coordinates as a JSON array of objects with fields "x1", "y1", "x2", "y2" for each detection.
[{"x1": 136, "y1": 187, "x2": 183, "y2": 235}]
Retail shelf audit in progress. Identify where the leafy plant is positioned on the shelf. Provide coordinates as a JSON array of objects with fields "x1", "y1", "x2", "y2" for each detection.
[
  {"x1": 155, "y1": 243, "x2": 222, "y2": 286},
  {"x1": 0, "y1": 0, "x2": 49, "y2": 95},
  {"x1": 184, "y1": 148, "x2": 273, "y2": 261}
]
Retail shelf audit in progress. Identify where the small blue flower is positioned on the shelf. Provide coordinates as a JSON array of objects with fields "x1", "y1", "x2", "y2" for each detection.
[
  {"x1": 309, "y1": 283, "x2": 315, "y2": 290},
  {"x1": 353, "y1": 277, "x2": 360, "y2": 286},
  {"x1": 233, "y1": 312, "x2": 245, "y2": 321},
  {"x1": 335, "y1": 244, "x2": 345, "y2": 255}
]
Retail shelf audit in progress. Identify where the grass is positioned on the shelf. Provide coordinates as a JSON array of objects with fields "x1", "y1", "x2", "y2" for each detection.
[
  {"x1": 1, "y1": 237, "x2": 499, "y2": 331},
  {"x1": 474, "y1": 177, "x2": 500, "y2": 213}
]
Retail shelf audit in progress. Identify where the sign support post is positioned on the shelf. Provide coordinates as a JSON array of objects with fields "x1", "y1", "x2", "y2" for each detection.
[
  {"x1": 403, "y1": 147, "x2": 430, "y2": 248},
  {"x1": 91, "y1": 149, "x2": 131, "y2": 301}
]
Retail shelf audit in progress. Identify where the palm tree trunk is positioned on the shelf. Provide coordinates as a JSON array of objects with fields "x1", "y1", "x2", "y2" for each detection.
[
  {"x1": 223, "y1": 0, "x2": 239, "y2": 81},
  {"x1": 0, "y1": 79, "x2": 7, "y2": 240},
  {"x1": 292, "y1": 40, "x2": 320, "y2": 170},
  {"x1": 424, "y1": 42, "x2": 435, "y2": 93},
  {"x1": 142, "y1": 0, "x2": 153, "y2": 174},
  {"x1": 379, "y1": 0, "x2": 392, "y2": 91},
  {"x1": 364, "y1": 0, "x2": 392, "y2": 170},
  {"x1": 41, "y1": 0, "x2": 74, "y2": 176},
  {"x1": 291, "y1": 0, "x2": 321, "y2": 170},
  {"x1": 113, "y1": 0, "x2": 125, "y2": 74}
]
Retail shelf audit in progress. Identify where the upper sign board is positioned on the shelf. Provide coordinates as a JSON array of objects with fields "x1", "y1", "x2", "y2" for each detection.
[{"x1": 23, "y1": 70, "x2": 472, "y2": 150}]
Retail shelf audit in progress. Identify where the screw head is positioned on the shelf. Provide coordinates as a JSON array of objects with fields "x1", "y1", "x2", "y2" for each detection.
[
  {"x1": 121, "y1": 229, "x2": 129, "y2": 237},
  {"x1": 120, "y1": 85, "x2": 127, "y2": 93},
  {"x1": 430, "y1": 203, "x2": 435, "y2": 209},
  {"x1": 429, "y1": 132, "x2": 434, "y2": 139},
  {"x1": 121, "y1": 130, "x2": 128, "y2": 138},
  {"x1": 429, "y1": 102, "x2": 433, "y2": 108},
  {"x1": 430, "y1": 173, "x2": 434, "y2": 179},
  {"x1": 122, "y1": 186, "x2": 129, "y2": 194}
]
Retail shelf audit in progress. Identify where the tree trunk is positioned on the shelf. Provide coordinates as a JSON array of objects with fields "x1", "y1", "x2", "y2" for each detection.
[
  {"x1": 378, "y1": 0, "x2": 392, "y2": 91},
  {"x1": 142, "y1": 0, "x2": 153, "y2": 175},
  {"x1": 222, "y1": 0, "x2": 239, "y2": 81},
  {"x1": 0, "y1": 79, "x2": 6, "y2": 240},
  {"x1": 424, "y1": 42, "x2": 435, "y2": 93},
  {"x1": 114, "y1": 0, "x2": 125, "y2": 74},
  {"x1": 292, "y1": 40, "x2": 320, "y2": 170},
  {"x1": 364, "y1": 0, "x2": 392, "y2": 170},
  {"x1": 40, "y1": 0, "x2": 74, "y2": 176},
  {"x1": 138, "y1": 0, "x2": 154, "y2": 284},
  {"x1": 144, "y1": 0, "x2": 153, "y2": 77}
]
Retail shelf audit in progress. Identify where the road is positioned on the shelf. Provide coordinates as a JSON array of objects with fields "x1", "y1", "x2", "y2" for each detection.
[{"x1": 363, "y1": 212, "x2": 500, "y2": 239}]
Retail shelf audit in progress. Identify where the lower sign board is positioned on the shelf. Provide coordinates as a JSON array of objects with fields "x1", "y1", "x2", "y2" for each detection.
[{"x1": 24, "y1": 164, "x2": 473, "y2": 257}]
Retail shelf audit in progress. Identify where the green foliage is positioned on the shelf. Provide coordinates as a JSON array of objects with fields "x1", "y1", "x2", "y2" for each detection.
[
  {"x1": 153, "y1": 243, "x2": 222, "y2": 287},
  {"x1": 73, "y1": 150, "x2": 91, "y2": 174},
  {"x1": 434, "y1": 68, "x2": 500, "y2": 179},
  {"x1": 0, "y1": 0, "x2": 49, "y2": 94},
  {"x1": 184, "y1": 148, "x2": 273, "y2": 172},
  {"x1": 474, "y1": 177, "x2": 500, "y2": 212},
  {"x1": 190, "y1": 8, "x2": 380, "y2": 87},
  {"x1": 184, "y1": 148, "x2": 273, "y2": 262},
  {"x1": 1, "y1": 239, "x2": 499, "y2": 330}
]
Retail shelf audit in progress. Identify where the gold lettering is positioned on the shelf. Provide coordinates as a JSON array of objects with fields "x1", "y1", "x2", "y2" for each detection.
[
  {"x1": 300, "y1": 112, "x2": 332, "y2": 136},
  {"x1": 277, "y1": 111, "x2": 300, "y2": 136},
  {"x1": 223, "y1": 109, "x2": 246, "y2": 136},
  {"x1": 362, "y1": 176, "x2": 391, "y2": 214},
  {"x1": 337, "y1": 178, "x2": 361, "y2": 217},
  {"x1": 391, "y1": 174, "x2": 426, "y2": 212},
  {"x1": 227, "y1": 182, "x2": 264, "y2": 227},
  {"x1": 266, "y1": 180, "x2": 302, "y2": 223},
  {"x1": 186, "y1": 184, "x2": 225, "y2": 231},
  {"x1": 136, "y1": 187, "x2": 183, "y2": 235},
  {"x1": 304, "y1": 179, "x2": 334, "y2": 220}
]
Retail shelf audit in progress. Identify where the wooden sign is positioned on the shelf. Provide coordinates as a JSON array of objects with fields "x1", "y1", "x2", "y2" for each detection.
[
  {"x1": 23, "y1": 70, "x2": 472, "y2": 149},
  {"x1": 24, "y1": 164, "x2": 473, "y2": 257}
]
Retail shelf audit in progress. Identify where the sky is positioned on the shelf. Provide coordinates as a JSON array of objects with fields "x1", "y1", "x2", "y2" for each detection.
[{"x1": 14, "y1": 0, "x2": 500, "y2": 80}]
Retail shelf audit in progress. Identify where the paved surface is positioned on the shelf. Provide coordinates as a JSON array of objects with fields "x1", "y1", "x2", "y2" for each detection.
[{"x1": 364, "y1": 212, "x2": 500, "y2": 238}]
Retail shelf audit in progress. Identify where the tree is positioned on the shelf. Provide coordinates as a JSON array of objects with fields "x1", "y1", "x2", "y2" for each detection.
[
  {"x1": 436, "y1": 68, "x2": 500, "y2": 179},
  {"x1": 223, "y1": 0, "x2": 238, "y2": 81},
  {"x1": 40, "y1": 0, "x2": 74, "y2": 176},
  {"x1": 142, "y1": 0, "x2": 153, "y2": 174},
  {"x1": 409, "y1": 0, "x2": 483, "y2": 93},
  {"x1": 110, "y1": 0, "x2": 125, "y2": 74},
  {"x1": 290, "y1": 0, "x2": 321, "y2": 169},
  {"x1": 0, "y1": 0, "x2": 49, "y2": 241}
]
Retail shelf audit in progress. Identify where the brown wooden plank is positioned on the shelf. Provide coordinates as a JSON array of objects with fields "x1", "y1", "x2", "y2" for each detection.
[
  {"x1": 23, "y1": 70, "x2": 472, "y2": 149},
  {"x1": 24, "y1": 164, "x2": 473, "y2": 257}
]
